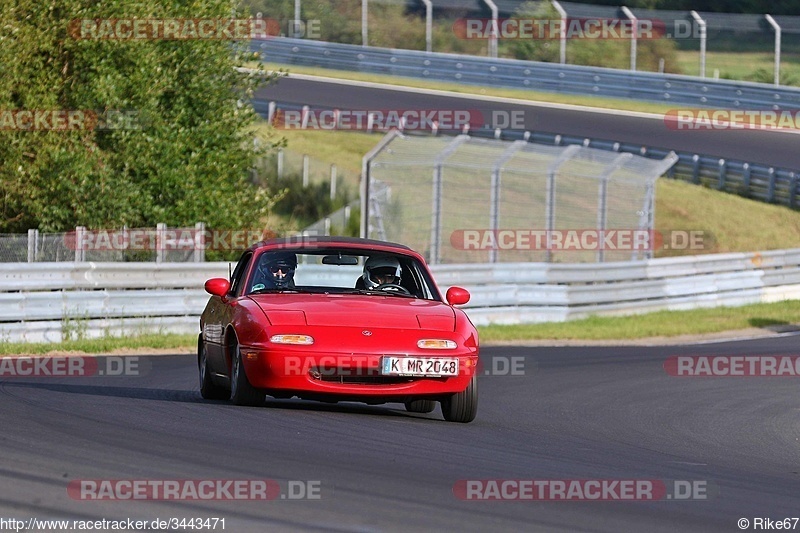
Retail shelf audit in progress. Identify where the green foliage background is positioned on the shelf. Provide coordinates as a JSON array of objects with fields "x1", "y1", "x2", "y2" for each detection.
[{"x1": 0, "y1": 0, "x2": 280, "y2": 233}]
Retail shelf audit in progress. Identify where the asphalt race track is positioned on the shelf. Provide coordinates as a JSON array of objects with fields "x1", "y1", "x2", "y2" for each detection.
[
  {"x1": 254, "y1": 76, "x2": 800, "y2": 170},
  {"x1": 3, "y1": 335, "x2": 800, "y2": 532}
]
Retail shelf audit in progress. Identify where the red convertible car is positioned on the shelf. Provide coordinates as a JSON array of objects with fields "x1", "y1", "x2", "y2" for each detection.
[{"x1": 198, "y1": 237, "x2": 479, "y2": 423}]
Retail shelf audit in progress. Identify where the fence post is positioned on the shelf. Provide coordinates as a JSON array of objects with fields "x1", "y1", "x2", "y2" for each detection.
[
  {"x1": 75, "y1": 226, "x2": 86, "y2": 262},
  {"x1": 790, "y1": 172, "x2": 797, "y2": 209},
  {"x1": 742, "y1": 162, "x2": 751, "y2": 192},
  {"x1": 545, "y1": 145, "x2": 580, "y2": 262},
  {"x1": 767, "y1": 167, "x2": 776, "y2": 203},
  {"x1": 303, "y1": 155, "x2": 310, "y2": 187},
  {"x1": 27, "y1": 229, "x2": 38, "y2": 263},
  {"x1": 361, "y1": 0, "x2": 368, "y2": 46},
  {"x1": 717, "y1": 159, "x2": 727, "y2": 190},
  {"x1": 691, "y1": 11, "x2": 707, "y2": 78},
  {"x1": 621, "y1": 6, "x2": 637, "y2": 71},
  {"x1": 156, "y1": 223, "x2": 166, "y2": 263},
  {"x1": 330, "y1": 164, "x2": 337, "y2": 199},
  {"x1": 294, "y1": 0, "x2": 302, "y2": 38},
  {"x1": 194, "y1": 222, "x2": 205, "y2": 263},
  {"x1": 765, "y1": 14, "x2": 781, "y2": 86},
  {"x1": 691, "y1": 154, "x2": 700, "y2": 184}
]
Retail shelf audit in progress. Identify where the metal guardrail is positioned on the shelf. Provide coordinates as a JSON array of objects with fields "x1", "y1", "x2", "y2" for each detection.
[
  {"x1": 256, "y1": 99, "x2": 800, "y2": 209},
  {"x1": 3, "y1": 251, "x2": 800, "y2": 341},
  {"x1": 252, "y1": 37, "x2": 800, "y2": 109}
]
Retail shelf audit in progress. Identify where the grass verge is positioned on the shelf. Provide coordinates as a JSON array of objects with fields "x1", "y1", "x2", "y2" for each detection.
[
  {"x1": 1, "y1": 300, "x2": 799, "y2": 355},
  {"x1": 0, "y1": 334, "x2": 196, "y2": 356},
  {"x1": 478, "y1": 300, "x2": 800, "y2": 342}
]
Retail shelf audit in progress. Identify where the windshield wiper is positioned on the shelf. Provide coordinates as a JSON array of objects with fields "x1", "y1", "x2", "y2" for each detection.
[
  {"x1": 347, "y1": 289, "x2": 415, "y2": 298},
  {"x1": 249, "y1": 288, "x2": 305, "y2": 295}
]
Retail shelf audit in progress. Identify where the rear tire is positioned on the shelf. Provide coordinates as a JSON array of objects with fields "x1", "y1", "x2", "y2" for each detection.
[
  {"x1": 441, "y1": 375, "x2": 478, "y2": 423},
  {"x1": 199, "y1": 340, "x2": 228, "y2": 400},
  {"x1": 230, "y1": 344, "x2": 265, "y2": 406},
  {"x1": 405, "y1": 399, "x2": 436, "y2": 413}
]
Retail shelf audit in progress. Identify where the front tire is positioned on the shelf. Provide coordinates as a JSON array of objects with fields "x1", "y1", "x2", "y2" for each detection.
[
  {"x1": 405, "y1": 399, "x2": 436, "y2": 413},
  {"x1": 441, "y1": 375, "x2": 478, "y2": 423},
  {"x1": 199, "y1": 340, "x2": 228, "y2": 400},
  {"x1": 230, "y1": 345, "x2": 265, "y2": 406}
]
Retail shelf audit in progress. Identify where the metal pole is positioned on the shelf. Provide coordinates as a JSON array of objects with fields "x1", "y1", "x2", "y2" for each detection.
[
  {"x1": 482, "y1": 0, "x2": 498, "y2": 59},
  {"x1": 361, "y1": 130, "x2": 401, "y2": 239},
  {"x1": 765, "y1": 14, "x2": 781, "y2": 86},
  {"x1": 330, "y1": 164, "x2": 337, "y2": 200},
  {"x1": 621, "y1": 6, "x2": 637, "y2": 71},
  {"x1": 430, "y1": 135, "x2": 470, "y2": 265},
  {"x1": 75, "y1": 226, "x2": 86, "y2": 262},
  {"x1": 302, "y1": 154, "x2": 309, "y2": 187},
  {"x1": 489, "y1": 141, "x2": 526, "y2": 263},
  {"x1": 552, "y1": 0, "x2": 567, "y2": 64},
  {"x1": 194, "y1": 222, "x2": 205, "y2": 263},
  {"x1": 27, "y1": 229, "x2": 36, "y2": 263},
  {"x1": 595, "y1": 153, "x2": 632, "y2": 263},
  {"x1": 362, "y1": 0, "x2": 368, "y2": 47},
  {"x1": 421, "y1": 0, "x2": 432, "y2": 52},
  {"x1": 294, "y1": 0, "x2": 301, "y2": 38},
  {"x1": 545, "y1": 145, "x2": 580, "y2": 263},
  {"x1": 690, "y1": 11, "x2": 706, "y2": 78},
  {"x1": 156, "y1": 223, "x2": 165, "y2": 263}
]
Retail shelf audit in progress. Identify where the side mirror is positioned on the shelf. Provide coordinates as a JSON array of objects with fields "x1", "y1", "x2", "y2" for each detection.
[
  {"x1": 446, "y1": 286, "x2": 470, "y2": 306},
  {"x1": 205, "y1": 278, "x2": 231, "y2": 297}
]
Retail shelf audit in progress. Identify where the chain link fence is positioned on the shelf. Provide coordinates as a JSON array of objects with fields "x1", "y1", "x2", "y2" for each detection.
[
  {"x1": 363, "y1": 131, "x2": 677, "y2": 264},
  {"x1": 4, "y1": 224, "x2": 210, "y2": 263}
]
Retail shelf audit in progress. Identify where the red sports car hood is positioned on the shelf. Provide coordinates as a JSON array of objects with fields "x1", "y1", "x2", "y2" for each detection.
[{"x1": 249, "y1": 293, "x2": 456, "y2": 330}]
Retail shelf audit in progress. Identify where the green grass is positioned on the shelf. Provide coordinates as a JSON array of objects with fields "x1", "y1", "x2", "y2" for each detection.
[
  {"x1": 478, "y1": 300, "x2": 800, "y2": 342},
  {"x1": 675, "y1": 50, "x2": 800, "y2": 85},
  {"x1": 0, "y1": 334, "x2": 196, "y2": 356}
]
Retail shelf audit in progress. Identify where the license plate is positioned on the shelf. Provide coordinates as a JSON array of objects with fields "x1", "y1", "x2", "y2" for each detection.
[{"x1": 381, "y1": 356, "x2": 459, "y2": 377}]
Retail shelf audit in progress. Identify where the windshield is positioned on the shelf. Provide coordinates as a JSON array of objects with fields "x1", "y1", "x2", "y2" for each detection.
[{"x1": 244, "y1": 248, "x2": 439, "y2": 300}]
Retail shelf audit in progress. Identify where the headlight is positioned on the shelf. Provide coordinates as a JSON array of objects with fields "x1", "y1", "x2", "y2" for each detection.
[
  {"x1": 417, "y1": 339, "x2": 457, "y2": 349},
  {"x1": 270, "y1": 334, "x2": 314, "y2": 345}
]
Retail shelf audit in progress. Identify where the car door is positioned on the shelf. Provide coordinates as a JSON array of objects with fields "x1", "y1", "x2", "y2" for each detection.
[{"x1": 204, "y1": 251, "x2": 253, "y2": 377}]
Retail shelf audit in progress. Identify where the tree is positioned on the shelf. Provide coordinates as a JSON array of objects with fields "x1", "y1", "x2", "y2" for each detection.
[{"x1": 0, "y1": 0, "x2": 281, "y2": 232}]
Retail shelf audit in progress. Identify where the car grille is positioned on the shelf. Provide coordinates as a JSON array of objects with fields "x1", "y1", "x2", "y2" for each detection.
[{"x1": 316, "y1": 374, "x2": 417, "y2": 385}]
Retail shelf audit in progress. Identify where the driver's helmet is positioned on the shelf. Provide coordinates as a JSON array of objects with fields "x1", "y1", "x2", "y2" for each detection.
[
  {"x1": 259, "y1": 251, "x2": 297, "y2": 288},
  {"x1": 363, "y1": 255, "x2": 401, "y2": 290}
]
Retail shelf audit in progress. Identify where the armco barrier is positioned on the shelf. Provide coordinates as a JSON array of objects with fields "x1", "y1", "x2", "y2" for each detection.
[
  {"x1": 2, "y1": 250, "x2": 800, "y2": 342},
  {"x1": 252, "y1": 37, "x2": 800, "y2": 109}
]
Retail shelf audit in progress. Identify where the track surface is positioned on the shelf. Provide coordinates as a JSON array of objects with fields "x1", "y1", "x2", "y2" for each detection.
[
  {"x1": 3, "y1": 336, "x2": 800, "y2": 532},
  {"x1": 255, "y1": 77, "x2": 800, "y2": 170}
]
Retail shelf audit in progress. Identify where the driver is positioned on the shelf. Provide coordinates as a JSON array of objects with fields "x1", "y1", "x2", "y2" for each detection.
[
  {"x1": 361, "y1": 255, "x2": 402, "y2": 290},
  {"x1": 252, "y1": 251, "x2": 297, "y2": 291}
]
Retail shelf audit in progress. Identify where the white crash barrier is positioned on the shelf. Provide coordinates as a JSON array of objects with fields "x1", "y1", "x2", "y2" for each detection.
[{"x1": 1, "y1": 249, "x2": 799, "y2": 341}]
